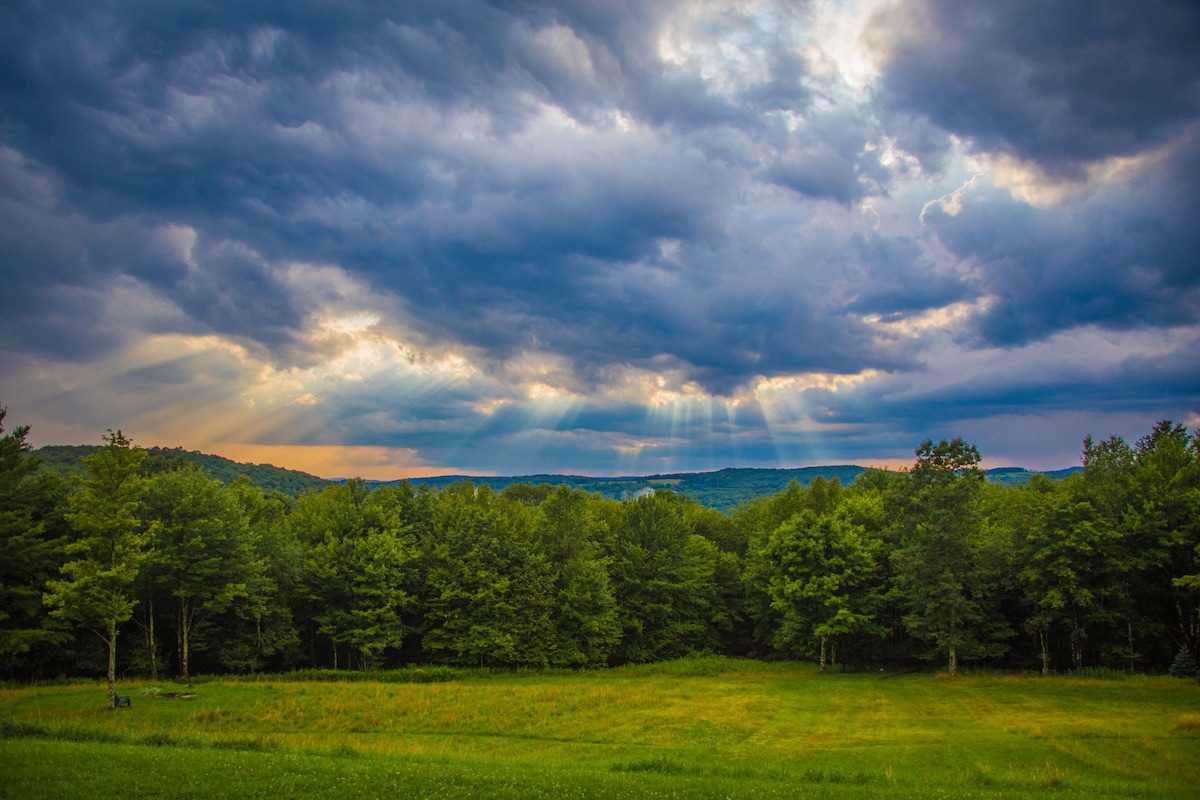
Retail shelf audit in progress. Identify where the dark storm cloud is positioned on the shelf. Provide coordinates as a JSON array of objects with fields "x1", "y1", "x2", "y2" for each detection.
[
  {"x1": 0, "y1": 0, "x2": 797, "y2": 219},
  {"x1": 2, "y1": 0, "x2": 1197, "y2": 476},
  {"x1": 868, "y1": 0, "x2": 1200, "y2": 171},
  {"x1": 766, "y1": 108, "x2": 890, "y2": 204},
  {"x1": 167, "y1": 238, "x2": 305, "y2": 352},
  {"x1": 923, "y1": 141, "x2": 1200, "y2": 347},
  {"x1": 0, "y1": 155, "x2": 176, "y2": 359},
  {"x1": 785, "y1": 329, "x2": 1200, "y2": 468},
  {"x1": 0, "y1": 153, "x2": 302, "y2": 360},
  {"x1": 1, "y1": 0, "x2": 870, "y2": 387},
  {"x1": 841, "y1": 232, "x2": 970, "y2": 318},
  {"x1": 866, "y1": 0, "x2": 1200, "y2": 352}
]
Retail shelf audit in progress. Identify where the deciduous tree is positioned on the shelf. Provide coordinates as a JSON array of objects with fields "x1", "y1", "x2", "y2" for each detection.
[
  {"x1": 45, "y1": 431, "x2": 148, "y2": 708},
  {"x1": 142, "y1": 466, "x2": 255, "y2": 682},
  {"x1": 423, "y1": 484, "x2": 555, "y2": 666},
  {"x1": 297, "y1": 480, "x2": 419, "y2": 670},
  {"x1": 888, "y1": 438, "x2": 1008, "y2": 675},
  {"x1": 763, "y1": 506, "x2": 882, "y2": 670}
]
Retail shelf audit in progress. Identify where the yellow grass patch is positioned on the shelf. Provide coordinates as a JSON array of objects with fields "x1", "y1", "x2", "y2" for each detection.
[{"x1": 1174, "y1": 714, "x2": 1200, "y2": 732}]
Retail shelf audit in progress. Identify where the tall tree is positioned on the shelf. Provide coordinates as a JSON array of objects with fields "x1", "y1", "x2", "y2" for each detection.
[
  {"x1": 45, "y1": 431, "x2": 148, "y2": 708},
  {"x1": 142, "y1": 466, "x2": 255, "y2": 682},
  {"x1": 1128, "y1": 422, "x2": 1200, "y2": 658},
  {"x1": 1176, "y1": 428, "x2": 1200, "y2": 654},
  {"x1": 888, "y1": 438, "x2": 1008, "y2": 675},
  {"x1": 0, "y1": 408, "x2": 68, "y2": 676},
  {"x1": 423, "y1": 484, "x2": 555, "y2": 666},
  {"x1": 763, "y1": 506, "x2": 882, "y2": 670},
  {"x1": 1078, "y1": 433, "x2": 1144, "y2": 668},
  {"x1": 534, "y1": 486, "x2": 620, "y2": 667},
  {"x1": 1017, "y1": 475, "x2": 1118, "y2": 673},
  {"x1": 296, "y1": 480, "x2": 419, "y2": 670},
  {"x1": 219, "y1": 478, "x2": 300, "y2": 673},
  {"x1": 685, "y1": 503, "x2": 750, "y2": 654},
  {"x1": 607, "y1": 493, "x2": 717, "y2": 663}
]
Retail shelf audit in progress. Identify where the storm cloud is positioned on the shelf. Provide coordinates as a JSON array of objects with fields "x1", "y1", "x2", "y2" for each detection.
[{"x1": 1, "y1": 0, "x2": 1196, "y2": 476}]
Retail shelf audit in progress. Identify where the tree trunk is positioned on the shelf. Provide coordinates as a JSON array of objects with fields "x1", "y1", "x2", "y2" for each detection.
[
  {"x1": 819, "y1": 635, "x2": 827, "y2": 672},
  {"x1": 181, "y1": 620, "x2": 190, "y2": 684},
  {"x1": 1127, "y1": 619, "x2": 1135, "y2": 674},
  {"x1": 254, "y1": 615, "x2": 264, "y2": 673},
  {"x1": 948, "y1": 643, "x2": 958, "y2": 677},
  {"x1": 180, "y1": 600, "x2": 193, "y2": 685},
  {"x1": 1173, "y1": 596, "x2": 1190, "y2": 653},
  {"x1": 1039, "y1": 629, "x2": 1050, "y2": 677},
  {"x1": 106, "y1": 619, "x2": 118, "y2": 710},
  {"x1": 147, "y1": 598, "x2": 158, "y2": 681},
  {"x1": 176, "y1": 600, "x2": 196, "y2": 684},
  {"x1": 177, "y1": 608, "x2": 183, "y2": 680}
]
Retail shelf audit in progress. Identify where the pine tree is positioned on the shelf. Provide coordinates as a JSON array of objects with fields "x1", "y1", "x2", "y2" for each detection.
[{"x1": 1168, "y1": 645, "x2": 1197, "y2": 678}]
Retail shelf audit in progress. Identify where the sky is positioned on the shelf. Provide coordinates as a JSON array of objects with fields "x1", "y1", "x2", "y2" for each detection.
[{"x1": 1, "y1": 0, "x2": 1198, "y2": 479}]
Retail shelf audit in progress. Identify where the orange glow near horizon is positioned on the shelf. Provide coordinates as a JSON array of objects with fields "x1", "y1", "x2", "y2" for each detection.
[{"x1": 193, "y1": 443, "x2": 478, "y2": 481}]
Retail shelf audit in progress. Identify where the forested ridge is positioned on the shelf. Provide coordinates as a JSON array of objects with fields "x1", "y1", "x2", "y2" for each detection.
[
  {"x1": 36, "y1": 445, "x2": 334, "y2": 497},
  {"x1": 3, "y1": 407, "x2": 1197, "y2": 700}
]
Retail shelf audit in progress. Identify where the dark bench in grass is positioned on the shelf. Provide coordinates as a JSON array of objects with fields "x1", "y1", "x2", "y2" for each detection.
[{"x1": 114, "y1": 694, "x2": 132, "y2": 708}]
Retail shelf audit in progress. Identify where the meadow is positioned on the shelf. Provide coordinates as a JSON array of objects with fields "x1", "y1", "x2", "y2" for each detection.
[{"x1": 2, "y1": 658, "x2": 1198, "y2": 799}]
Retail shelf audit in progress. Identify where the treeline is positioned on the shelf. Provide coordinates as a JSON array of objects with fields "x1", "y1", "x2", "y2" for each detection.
[{"x1": 2, "y1": 408, "x2": 1198, "y2": 699}]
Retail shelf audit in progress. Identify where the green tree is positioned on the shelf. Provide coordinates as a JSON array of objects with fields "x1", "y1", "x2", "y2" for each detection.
[
  {"x1": 736, "y1": 483, "x2": 801, "y2": 654},
  {"x1": 296, "y1": 480, "x2": 419, "y2": 670},
  {"x1": 533, "y1": 486, "x2": 620, "y2": 667},
  {"x1": 423, "y1": 484, "x2": 555, "y2": 666},
  {"x1": 607, "y1": 493, "x2": 717, "y2": 663},
  {"x1": 1128, "y1": 422, "x2": 1200, "y2": 659},
  {"x1": 685, "y1": 503, "x2": 750, "y2": 654},
  {"x1": 763, "y1": 507, "x2": 882, "y2": 670},
  {"x1": 888, "y1": 438, "x2": 1008, "y2": 675},
  {"x1": 0, "y1": 408, "x2": 68, "y2": 675},
  {"x1": 1071, "y1": 426, "x2": 1199, "y2": 671},
  {"x1": 142, "y1": 466, "x2": 256, "y2": 682},
  {"x1": 1016, "y1": 475, "x2": 1118, "y2": 673},
  {"x1": 1077, "y1": 433, "x2": 1144, "y2": 668},
  {"x1": 45, "y1": 431, "x2": 149, "y2": 708},
  {"x1": 220, "y1": 478, "x2": 300, "y2": 672}
]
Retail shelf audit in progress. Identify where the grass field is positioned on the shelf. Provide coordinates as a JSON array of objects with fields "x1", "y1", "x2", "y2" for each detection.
[{"x1": 2, "y1": 658, "x2": 1198, "y2": 799}]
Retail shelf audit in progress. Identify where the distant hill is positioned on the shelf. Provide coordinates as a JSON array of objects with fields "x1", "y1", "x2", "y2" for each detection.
[
  {"x1": 34, "y1": 445, "x2": 334, "y2": 497},
  {"x1": 33, "y1": 444, "x2": 1080, "y2": 509},
  {"x1": 390, "y1": 464, "x2": 1081, "y2": 510},
  {"x1": 984, "y1": 466, "x2": 1082, "y2": 487},
  {"x1": 388, "y1": 466, "x2": 868, "y2": 510}
]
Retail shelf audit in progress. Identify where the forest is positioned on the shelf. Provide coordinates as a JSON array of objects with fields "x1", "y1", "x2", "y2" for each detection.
[{"x1": 2, "y1": 406, "x2": 1198, "y2": 704}]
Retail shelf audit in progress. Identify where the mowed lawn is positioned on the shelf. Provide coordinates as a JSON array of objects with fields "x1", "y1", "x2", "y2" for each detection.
[{"x1": 2, "y1": 659, "x2": 1198, "y2": 799}]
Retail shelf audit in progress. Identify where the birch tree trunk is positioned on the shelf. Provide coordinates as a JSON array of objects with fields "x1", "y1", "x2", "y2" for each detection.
[{"x1": 106, "y1": 619, "x2": 118, "y2": 710}]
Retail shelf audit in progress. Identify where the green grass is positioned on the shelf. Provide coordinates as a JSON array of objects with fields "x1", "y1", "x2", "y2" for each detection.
[{"x1": 2, "y1": 658, "x2": 1198, "y2": 798}]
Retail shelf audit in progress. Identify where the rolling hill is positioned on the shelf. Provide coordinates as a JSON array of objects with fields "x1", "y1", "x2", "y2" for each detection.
[
  {"x1": 34, "y1": 445, "x2": 335, "y2": 497},
  {"x1": 34, "y1": 445, "x2": 1079, "y2": 509}
]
